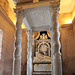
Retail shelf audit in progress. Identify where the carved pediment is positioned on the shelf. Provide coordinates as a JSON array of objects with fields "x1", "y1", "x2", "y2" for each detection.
[{"x1": 36, "y1": 31, "x2": 51, "y2": 40}]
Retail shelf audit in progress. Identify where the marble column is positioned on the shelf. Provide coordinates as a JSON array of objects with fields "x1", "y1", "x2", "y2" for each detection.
[
  {"x1": 50, "y1": 7, "x2": 62, "y2": 75},
  {"x1": 27, "y1": 30, "x2": 32, "y2": 75},
  {"x1": 0, "y1": 29, "x2": 3, "y2": 75},
  {"x1": 12, "y1": 10, "x2": 24, "y2": 75}
]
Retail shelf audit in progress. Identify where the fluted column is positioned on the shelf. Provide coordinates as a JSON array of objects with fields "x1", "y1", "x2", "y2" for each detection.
[
  {"x1": 27, "y1": 30, "x2": 32, "y2": 75},
  {"x1": 50, "y1": 7, "x2": 62, "y2": 75},
  {"x1": 12, "y1": 10, "x2": 24, "y2": 75}
]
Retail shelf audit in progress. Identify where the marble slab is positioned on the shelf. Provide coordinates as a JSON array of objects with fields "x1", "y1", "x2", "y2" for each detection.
[{"x1": 34, "y1": 64, "x2": 52, "y2": 71}]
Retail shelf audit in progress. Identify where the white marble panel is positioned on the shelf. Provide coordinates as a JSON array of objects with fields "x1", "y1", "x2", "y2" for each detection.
[
  {"x1": 24, "y1": 5, "x2": 52, "y2": 28},
  {"x1": 34, "y1": 64, "x2": 52, "y2": 71}
]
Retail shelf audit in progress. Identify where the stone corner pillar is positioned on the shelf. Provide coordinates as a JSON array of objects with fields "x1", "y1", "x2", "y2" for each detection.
[
  {"x1": 12, "y1": 10, "x2": 24, "y2": 75},
  {"x1": 50, "y1": 6, "x2": 63, "y2": 75},
  {"x1": 27, "y1": 30, "x2": 33, "y2": 75}
]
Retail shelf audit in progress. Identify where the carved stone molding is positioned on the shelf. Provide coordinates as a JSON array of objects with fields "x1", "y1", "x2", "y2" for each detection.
[
  {"x1": 14, "y1": 0, "x2": 60, "y2": 11},
  {"x1": 0, "y1": 7, "x2": 15, "y2": 29}
]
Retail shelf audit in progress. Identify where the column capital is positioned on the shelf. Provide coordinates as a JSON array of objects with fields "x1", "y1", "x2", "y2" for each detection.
[
  {"x1": 14, "y1": 9, "x2": 25, "y2": 19},
  {"x1": 50, "y1": 0, "x2": 60, "y2": 7},
  {"x1": 50, "y1": 6, "x2": 60, "y2": 23},
  {"x1": 49, "y1": 0, "x2": 60, "y2": 15},
  {"x1": 50, "y1": 6, "x2": 60, "y2": 15},
  {"x1": 53, "y1": 7, "x2": 60, "y2": 13}
]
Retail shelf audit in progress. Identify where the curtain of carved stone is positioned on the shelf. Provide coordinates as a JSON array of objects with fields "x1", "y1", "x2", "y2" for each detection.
[
  {"x1": 27, "y1": 30, "x2": 32, "y2": 75},
  {"x1": 12, "y1": 10, "x2": 24, "y2": 75},
  {"x1": 50, "y1": 7, "x2": 62, "y2": 75}
]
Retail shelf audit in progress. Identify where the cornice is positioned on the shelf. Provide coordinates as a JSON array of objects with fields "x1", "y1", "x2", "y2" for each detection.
[
  {"x1": 0, "y1": 6, "x2": 26, "y2": 31},
  {"x1": 14, "y1": 0, "x2": 60, "y2": 11},
  {"x1": 61, "y1": 17, "x2": 75, "y2": 29},
  {"x1": 0, "y1": 6, "x2": 15, "y2": 30}
]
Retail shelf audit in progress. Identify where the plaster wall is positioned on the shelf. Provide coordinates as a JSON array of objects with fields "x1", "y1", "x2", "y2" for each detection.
[{"x1": 60, "y1": 23, "x2": 75, "y2": 75}]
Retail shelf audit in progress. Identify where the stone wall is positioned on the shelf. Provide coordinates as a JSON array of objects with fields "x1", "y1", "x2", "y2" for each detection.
[
  {"x1": 60, "y1": 19, "x2": 75, "y2": 75},
  {"x1": 0, "y1": 6, "x2": 27, "y2": 75},
  {"x1": 0, "y1": 6, "x2": 15, "y2": 75}
]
